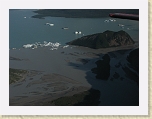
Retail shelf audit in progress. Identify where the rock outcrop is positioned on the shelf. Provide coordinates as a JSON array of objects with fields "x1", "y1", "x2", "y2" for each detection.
[
  {"x1": 91, "y1": 54, "x2": 110, "y2": 80},
  {"x1": 127, "y1": 48, "x2": 139, "y2": 72},
  {"x1": 67, "y1": 30, "x2": 135, "y2": 49}
]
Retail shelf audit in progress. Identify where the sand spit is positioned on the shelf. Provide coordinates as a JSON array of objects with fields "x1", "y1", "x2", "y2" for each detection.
[{"x1": 9, "y1": 45, "x2": 139, "y2": 106}]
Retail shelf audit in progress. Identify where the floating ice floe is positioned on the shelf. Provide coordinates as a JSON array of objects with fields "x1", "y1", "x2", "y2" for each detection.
[
  {"x1": 109, "y1": 19, "x2": 116, "y2": 22},
  {"x1": 23, "y1": 44, "x2": 35, "y2": 48},
  {"x1": 118, "y1": 24, "x2": 125, "y2": 27},
  {"x1": 49, "y1": 24, "x2": 54, "y2": 26},
  {"x1": 104, "y1": 20, "x2": 109, "y2": 22},
  {"x1": 62, "y1": 27, "x2": 69, "y2": 30},
  {"x1": 45, "y1": 23, "x2": 54, "y2": 26},
  {"x1": 46, "y1": 23, "x2": 50, "y2": 25},
  {"x1": 63, "y1": 45, "x2": 69, "y2": 48},
  {"x1": 75, "y1": 31, "x2": 78, "y2": 34},
  {"x1": 23, "y1": 41, "x2": 61, "y2": 50},
  {"x1": 104, "y1": 19, "x2": 116, "y2": 22},
  {"x1": 75, "y1": 31, "x2": 82, "y2": 34}
]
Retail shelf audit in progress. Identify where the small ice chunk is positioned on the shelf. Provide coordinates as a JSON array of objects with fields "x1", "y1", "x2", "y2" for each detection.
[{"x1": 78, "y1": 31, "x2": 81, "y2": 34}]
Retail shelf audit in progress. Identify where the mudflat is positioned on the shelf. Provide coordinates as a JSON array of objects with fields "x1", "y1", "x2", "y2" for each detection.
[{"x1": 9, "y1": 45, "x2": 139, "y2": 106}]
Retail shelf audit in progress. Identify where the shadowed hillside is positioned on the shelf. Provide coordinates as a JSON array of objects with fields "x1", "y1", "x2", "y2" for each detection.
[{"x1": 67, "y1": 30, "x2": 135, "y2": 49}]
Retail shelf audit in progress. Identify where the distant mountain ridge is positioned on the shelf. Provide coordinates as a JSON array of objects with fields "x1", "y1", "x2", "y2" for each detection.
[
  {"x1": 67, "y1": 30, "x2": 135, "y2": 49},
  {"x1": 32, "y1": 9, "x2": 139, "y2": 19}
]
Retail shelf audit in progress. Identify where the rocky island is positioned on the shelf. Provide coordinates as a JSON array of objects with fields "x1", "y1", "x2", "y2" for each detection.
[
  {"x1": 91, "y1": 54, "x2": 111, "y2": 80},
  {"x1": 67, "y1": 30, "x2": 135, "y2": 49}
]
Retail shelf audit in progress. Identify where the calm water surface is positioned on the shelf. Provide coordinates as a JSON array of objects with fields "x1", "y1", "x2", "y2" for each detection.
[{"x1": 9, "y1": 10, "x2": 139, "y2": 49}]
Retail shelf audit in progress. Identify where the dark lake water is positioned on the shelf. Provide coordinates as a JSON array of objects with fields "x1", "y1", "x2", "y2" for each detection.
[{"x1": 9, "y1": 9, "x2": 139, "y2": 49}]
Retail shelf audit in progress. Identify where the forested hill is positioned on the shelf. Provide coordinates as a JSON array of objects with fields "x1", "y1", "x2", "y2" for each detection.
[
  {"x1": 67, "y1": 30, "x2": 135, "y2": 49},
  {"x1": 32, "y1": 9, "x2": 139, "y2": 19}
]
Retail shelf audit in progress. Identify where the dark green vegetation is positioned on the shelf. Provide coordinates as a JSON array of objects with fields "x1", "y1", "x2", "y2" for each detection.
[
  {"x1": 9, "y1": 68, "x2": 27, "y2": 84},
  {"x1": 47, "y1": 88, "x2": 100, "y2": 106},
  {"x1": 32, "y1": 9, "x2": 139, "y2": 19},
  {"x1": 91, "y1": 54, "x2": 110, "y2": 80},
  {"x1": 67, "y1": 30, "x2": 135, "y2": 49}
]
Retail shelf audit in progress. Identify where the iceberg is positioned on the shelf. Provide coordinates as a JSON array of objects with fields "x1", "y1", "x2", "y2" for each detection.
[
  {"x1": 63, "y1": 45, "x2": 69, "y2": 48},
  {"x1": 23, "y1": 41, "x2": 61, "y2": 50},
  {"x1": 23, "y1": 44, "x2": 34, "y2": 48},
  {"x1": 45, "y1": 23, "x2": 54, "y2": 26}
]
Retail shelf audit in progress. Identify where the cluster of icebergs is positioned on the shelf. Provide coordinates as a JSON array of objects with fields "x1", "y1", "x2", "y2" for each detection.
[
  {"x1": 22, "y1": 41, "x2": 70, "y2": 50},
  {"x1": 118, "y1": 24, "x2": 131, "y2": 30},
  {"x1": 45, "y1": 22, "x2": 83, "y2": 35},
  {"x1": 104, "y1": 19, "x2": 130, "y2": 29},
  {"x1": 23, "y1": 41, "x2": 61, "y2": 50},
  {"x1": 104, "y1": 19, "x2": 116, "y2": 22}
]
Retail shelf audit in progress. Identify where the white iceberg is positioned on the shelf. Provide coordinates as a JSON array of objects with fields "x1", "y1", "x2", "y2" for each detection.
[
  {"x1": 63, "y1": 45, "x2": 69, "y2": 48},
  {"x1": 23, "y1": 41, "x2": 61, "y2": 50},
  {"x1": 78, "y1": 31, "x2": 82, "y2": 34},
  {"x1": 75, "y1": 31, "x2": 78, "y2": 34},
  {"x1": 45, "y1": 23, "x2": 54, "y2": 26}
]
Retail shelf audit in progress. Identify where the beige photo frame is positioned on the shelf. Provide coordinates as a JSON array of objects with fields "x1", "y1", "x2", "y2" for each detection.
[{"x1": 0, "y1": 0, "x2": 150, "y2": 118}]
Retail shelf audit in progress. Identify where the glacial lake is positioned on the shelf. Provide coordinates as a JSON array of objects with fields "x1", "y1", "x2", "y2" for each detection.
[{"x1": 9, "y1": 9, "x2": 139, "y2": 49}]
